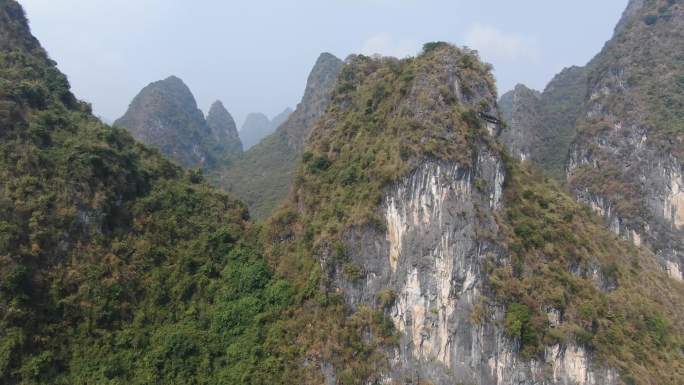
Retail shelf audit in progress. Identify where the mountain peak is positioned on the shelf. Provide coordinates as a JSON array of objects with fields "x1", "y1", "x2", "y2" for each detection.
[
  {"x1": 214, "y1": 53, "x2": 344, "y2": 218},
  {"x1": 316, "y1": 52, "x2": 339, "y2": 63},
  {"x1": 115, "y1": 76, "x2": 212, "y2": 167},
  {"x1": 511, "y1": 83, "x2": 541, "y2": 96},
  {"x1": 207, "y1": 100, "x2": 242, "y2": 155},
  {"x1": 240, "y1": 112, "x2": 274, "y2": 150},
  {"x1": 209, "y1": 99, "x2": 226, "y2": 111},
  {"x1": 162, "y1": 74, "x2": 184, "y2": 83},
  {"x1": 243, "y1": 111, "x2": 269, "y2": 123}
]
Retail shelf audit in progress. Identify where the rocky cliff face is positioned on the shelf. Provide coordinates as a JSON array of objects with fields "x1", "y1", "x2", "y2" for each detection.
[
  {"x1": 336, "y1": 160, "x2": 619, "y2": 385},
  {"x1": 314, "y1": 49, "x2": 622, "y2": 385},
  {"x1": 213, "y1": 52, "x2": 343, "y2": 219},
  {"x1": 114, "y1": 76, "x2": 214, "y2": 168},
  {"x1": 276, "y1": 44, "x2": 684, "y2": 385},
  {"x1": 206, "y1": 100, "x2": 242, "y2": 156},
  {"x1": 499, "y1": 66, "x2": 587, "y2": 179},
  {"x1": 566, "y1": 0, "x2": 684, "y2": 282}
]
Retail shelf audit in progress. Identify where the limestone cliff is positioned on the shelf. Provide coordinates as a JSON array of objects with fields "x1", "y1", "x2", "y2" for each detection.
[
  {"x1": 566, "y1": 0, "x2": 684, "y2": 282},
  {"x1": 273, "y1": 43, "x2": 684, "y2": 385}
]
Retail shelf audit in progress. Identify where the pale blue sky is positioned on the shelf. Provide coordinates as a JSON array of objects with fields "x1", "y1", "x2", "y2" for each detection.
[{"x1": 21, "y1": 0, "x2": 627, "y2": 126}]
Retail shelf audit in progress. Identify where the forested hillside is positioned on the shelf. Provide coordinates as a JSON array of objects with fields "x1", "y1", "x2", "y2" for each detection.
[
  {"x1": 265, "y1": 43, "x2": 684, "y2": 385},
  {"x1": 0, "y1": 2, "x2": 291, "y2": 383}
]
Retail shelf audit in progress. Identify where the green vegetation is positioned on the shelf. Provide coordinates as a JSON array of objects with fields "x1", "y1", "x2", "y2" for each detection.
[
  {"x1": 292, "y1": 46, "x2": 497, "y2": 239},
  {"x1": 535, "y1": 67, "x2": 587, "y2": 179},
  {"x1": 422, "y1": 41, "x2": 450, "y2": 53},
  {"x1": 499, "y1": 67, "x2": 587, "y2": 180},
  {"x1": 209, "y1": 131, "x2": 299, "y2": 220},
  {"x1": 582, "y1": 0, "x2": 684, "y2": 149},
  {"x1": 0, "y1": 6, "x2": 398, "y2": 384},
  {"x1": 504, "y1": 303, "x2": 537, "y2": 357},
  {"x1": 2, "y1": 2, "x2": 684, "y2": 385},
  {"x1": 492, "y1": 161, "x2": 684, "y2": 383},
  {"x1": 0, "y1": 4, "x2": 297, "y2": 384}
]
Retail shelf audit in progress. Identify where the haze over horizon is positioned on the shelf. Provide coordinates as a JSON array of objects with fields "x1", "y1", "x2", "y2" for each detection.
[{"x1": 20, "y1": 0, "x2": 626, "y2": 126}]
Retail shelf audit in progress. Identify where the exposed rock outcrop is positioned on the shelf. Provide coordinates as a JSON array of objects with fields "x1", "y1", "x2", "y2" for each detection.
[
  {"x1": 336, "y1": 160, "x2": 619, "y2": 385},
  {"x1": 284, "y1": 44, "x2": 681, "y2": 385},
  {"x1": 566, "y1": 0, "x2": 684, "y2": 281},
  {"x1": 499, "y1": 84, "x2": 542, "y2": 162}
]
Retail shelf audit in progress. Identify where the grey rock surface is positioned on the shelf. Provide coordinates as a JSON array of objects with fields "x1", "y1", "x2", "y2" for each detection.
[{"x1": 206, "y1": 100, "x2": 243, "y2": 156}]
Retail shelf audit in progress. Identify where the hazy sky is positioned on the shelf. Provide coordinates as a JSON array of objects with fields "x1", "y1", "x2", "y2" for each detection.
[{"x1": 21, "y1": 0, "x2": 627, "y2": 126}]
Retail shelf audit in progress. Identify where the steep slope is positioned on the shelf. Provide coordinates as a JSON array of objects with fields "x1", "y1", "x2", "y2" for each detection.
[
  {"x1": 499, "y1": 84, "x2": 542, "y2": 161},
  {"x1": 566, "y1": 0, "x2": 684, "y2": 281},
  {"x1": 206, "y1": 100, "x2": 242, "y2": 155},
  {"x1": 4, "y1": 1, "x2": 683, "y2": 384},
  {"x1": 114, "y1": 76, "x2": 217, "y2": 168},
  {"x1": 265, "y1": 43, "x2": 684, "y2": 385},
  {"x1": 534, "y1": 66, "x2": 588, "y2": 178},
  {"x1": 213, "y1": 53, "x2": 343, "y2": 219},
  {"x1": 0, "y1": 3, "x2": 292, "y2": 384},
  {"x1": 500, "y1": 66, "x2": 587, "y2": 178}
]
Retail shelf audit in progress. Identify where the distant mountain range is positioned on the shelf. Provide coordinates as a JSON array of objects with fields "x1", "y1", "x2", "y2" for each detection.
[
  {"x1": 212, "y1": 52, "x2": 344, "y2": 219},
  {"x1": 114, "y1": 77, "x2": 294, "y2": 166},
  {"x1": 114, "y1": 76, "x2": 243, "y2": 167},
  {"x1": 239, "y1": 107, "x2": 293, "y2": 150}
]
